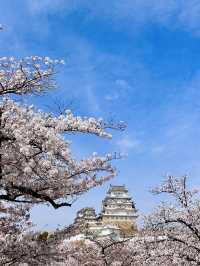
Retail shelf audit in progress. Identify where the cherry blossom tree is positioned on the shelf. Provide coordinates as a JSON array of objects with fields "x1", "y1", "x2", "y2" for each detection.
[
  {"x1": 55, "y1": 236, "x2": 136, "y2": 266},
  {"x1": 143, "y1": 176, "x2": 200, "y2": 265},
  {"x1": 0, "y1": 55, "x2": 125, "y2": 265},
  {"x1": 0, "y1": 56, "x2": 125, "y2": 209},
  {"x1": 53, "y1": 233, "x2": 161, "y2": 266}
]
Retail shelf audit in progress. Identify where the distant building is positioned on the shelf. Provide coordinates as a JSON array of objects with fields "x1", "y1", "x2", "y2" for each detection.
[{"x1": 71, "y1": 185, "x2": 138, "y2": 239}]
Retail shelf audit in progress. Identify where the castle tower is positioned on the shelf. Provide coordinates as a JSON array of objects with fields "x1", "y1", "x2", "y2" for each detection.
[
  {"x1": 75, "y1": 208, "x2": 97, "y2": 225},
  {"x1": 101, "y1": 185, "x2": 138, "y2": 235},
  {"x1": 72, "y1": 207, "x2": 98, "y2": 236}
]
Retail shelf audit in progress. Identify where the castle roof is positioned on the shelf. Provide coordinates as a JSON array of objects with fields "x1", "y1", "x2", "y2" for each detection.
[
  {"x1": 108, "y1": 185, "x2": 128, "y2": 193},
  {"x1": 76, "y1": 207, "x2": 97, "y2": 219}
]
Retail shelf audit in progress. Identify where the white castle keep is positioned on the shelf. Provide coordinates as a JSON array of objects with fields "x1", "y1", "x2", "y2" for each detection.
[{"x1": 101, "y1": 185, "x2": 138, "y2": 223}]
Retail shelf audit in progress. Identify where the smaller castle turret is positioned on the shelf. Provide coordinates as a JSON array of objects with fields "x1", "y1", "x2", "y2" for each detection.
[{"x1": 75, "y1": 208, "x2": 97, "y2": 225}]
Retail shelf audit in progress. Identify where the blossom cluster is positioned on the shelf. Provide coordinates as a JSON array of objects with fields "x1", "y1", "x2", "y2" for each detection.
[
  {"x1": 1, "y1": 98, "x2": 117, "y2": 206},
  {"x1": 0, "y1": 56, "x2": 64, "y2": 95}
]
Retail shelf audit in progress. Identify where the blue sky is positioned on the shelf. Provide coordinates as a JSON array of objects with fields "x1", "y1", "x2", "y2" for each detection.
[{"x1": 1, "y1": 0, "x2": 200, "y2": 230}]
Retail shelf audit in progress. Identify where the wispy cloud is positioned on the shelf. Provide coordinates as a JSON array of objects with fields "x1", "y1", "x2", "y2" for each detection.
[
  {"x1": 115, "y1": 79, "x2": 132, "y2": 90},
  {"x1": 105, "y1": 93, "x2": 119, "y2": 102},
  {"x1": 151, "y1": 145, "x2": 165, "y2": 154},
  {"x1": 26, "y1": 0, "x2": 200, "y2": 36},
  {"x1": 117, "y1": 135, "x2": 141, "y2": 153},
  {"x1": 26, "y1": 0, "x2": 75, "y2": 14},
  {"x1": 85, "y1": 85, "x2": 101, "y2": 113},
  {"x1": 88, "y1": 1, "x2": 200, "y2": 36},
  {"x1": 104, "y1": 79, "x2": 133, "y2": 103}
]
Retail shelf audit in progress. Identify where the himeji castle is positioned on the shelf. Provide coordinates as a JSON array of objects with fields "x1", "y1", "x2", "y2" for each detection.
[{"x1": 69, "y1": 185, "x2": 138, "y2": 239}]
